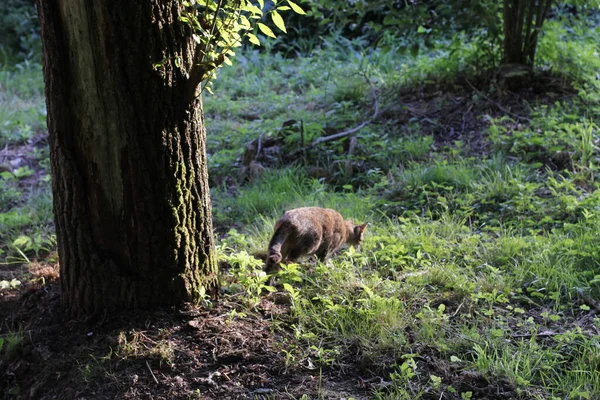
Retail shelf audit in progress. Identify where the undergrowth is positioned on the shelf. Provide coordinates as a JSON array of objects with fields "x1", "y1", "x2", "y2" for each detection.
[
  {"x1": 213, "y1": 15, "x2": 600, "y2": 400},
  {"x1": 2, "y1": 7, "x2": 600, "y2": 400}
]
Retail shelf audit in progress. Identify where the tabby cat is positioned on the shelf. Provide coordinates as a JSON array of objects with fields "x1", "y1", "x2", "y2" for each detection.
[{"x1": 265, "y1": 207, "x2": 367, "y2": 273}]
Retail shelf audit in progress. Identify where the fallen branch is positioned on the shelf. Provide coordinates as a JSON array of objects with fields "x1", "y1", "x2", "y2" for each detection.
[
  {"x1": 465, "y1": 78, "x2": 531, "y2": 122},
  {"x1": 511, "y1": 331, "x2": 560, "y2": 339},
  {"x1": 255, "y1": 132, "x2": 264, "y2": 161},
  {"x1": 310, "y1": 74, "x2": 380, "y2": 148},
  {"x1": 576, "y1": 288, "x2": 600, "y2": 313}
]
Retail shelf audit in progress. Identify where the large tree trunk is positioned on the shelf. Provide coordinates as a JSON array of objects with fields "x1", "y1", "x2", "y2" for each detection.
[{"x1": 36, "y1": 1, "x2": 218, "y2": 314}]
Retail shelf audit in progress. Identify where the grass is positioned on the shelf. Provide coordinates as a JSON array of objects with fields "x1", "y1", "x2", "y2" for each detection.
[
  {"x1": 0, "y1": 60, "x2": 52, "y2": 284},
  {"x1": 0, "y1": 61, "x2": 45, "y2": 147},
  {"x1": 210, "y1": 21, "x2": 600, "y2": 398},
  {"x1": 3, "y1": 10, "x2": 600, "y2": 400}
]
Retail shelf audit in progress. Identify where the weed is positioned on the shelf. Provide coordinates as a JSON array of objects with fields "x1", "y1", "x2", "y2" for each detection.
[
  {"x1": 116, "y1": 330, "x2": 175, "y2": 367},
  {"x1": 1, "y1": 329, "x2": 24, "y2": 360}
]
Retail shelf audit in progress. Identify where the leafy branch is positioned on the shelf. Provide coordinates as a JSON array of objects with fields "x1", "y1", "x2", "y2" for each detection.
[{"x1": 181, "y1": 0, "x2": 306, "y2": 96}]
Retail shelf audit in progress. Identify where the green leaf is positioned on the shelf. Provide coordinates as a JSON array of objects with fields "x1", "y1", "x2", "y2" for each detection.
[
  {"x1": 238, "y1": 15, "x2": 251, "y2": 30},
  {"x1": 12, "y1": 235, "x2": 32, "y2": 249},
  {"x1": 264, "y1": 285, "x2": 277, "y2": 293},
  {"x1": 287, "y1": 1, "x2": 307, "y2": 15},
  {"x1": 257, "y1": 22, "x2": 276, "y2": 38},
  {"x1": 0, "y1": 279, "x2": 21, "y2": 290},
  {"x1": 410, "y1": 43, "x2": 420, "y2": 57},
  {"x1": 383, "y1": 15, "x2": 402, "y2": 26},
  {"x1": 243, "y1": 4, "x2": 263, "y2": 16},
  {"x1": 283, "y1": 283, "x2": 294, "y2": 292},
  {"x1": 246, "y1": 32, "x2": 261, "y2": 46},
  {"x1": 430, "y1": 374, "x2": 442, "y2": 388},
  {"x1": 271, "y1": 11, "x2": 287, "y2": 33}
]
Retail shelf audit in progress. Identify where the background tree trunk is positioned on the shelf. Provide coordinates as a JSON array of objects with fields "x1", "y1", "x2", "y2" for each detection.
[
  {"x1": 36, "y1": 0, "x2": 218, "y2": 314},
  {"x1": 502, "y1": 0, "x2": 553, "y2": 67}
]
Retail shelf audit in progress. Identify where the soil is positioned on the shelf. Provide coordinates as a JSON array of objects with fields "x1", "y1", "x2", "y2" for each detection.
[{"x1": 1, "y1": 277, "x2": 374, "y2": 400}]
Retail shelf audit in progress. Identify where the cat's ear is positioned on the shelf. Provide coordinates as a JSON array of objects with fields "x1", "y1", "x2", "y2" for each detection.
[{"x1": 355, "y1": 223, "x2": 368, "y2": 236}]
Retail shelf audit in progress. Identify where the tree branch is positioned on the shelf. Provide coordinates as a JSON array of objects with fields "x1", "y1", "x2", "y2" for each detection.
[
  {"x1": 465, "y1": 78, "x2": 532, "y2": 122},
  {"x1": 310, "y1": 76, "x2": 379, "y2": 147}
]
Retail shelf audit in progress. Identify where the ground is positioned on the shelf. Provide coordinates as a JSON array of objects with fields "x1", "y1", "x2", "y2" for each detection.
[
  {"x1": 2, "y1": 18, "x2": 600, "y2": 398},
  {"x1": 1, "y1": 278, "x2": 373, "y2": 399}
]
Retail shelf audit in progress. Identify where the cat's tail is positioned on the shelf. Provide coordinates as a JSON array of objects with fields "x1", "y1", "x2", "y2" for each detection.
[{"x1": 266, "y1": 224, "x2": 289, "y2": 273}]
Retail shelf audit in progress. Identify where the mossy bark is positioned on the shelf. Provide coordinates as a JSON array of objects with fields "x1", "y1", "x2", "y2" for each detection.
[{"x1": 36, "y1": 0, "x2": 218, "y2": 314}]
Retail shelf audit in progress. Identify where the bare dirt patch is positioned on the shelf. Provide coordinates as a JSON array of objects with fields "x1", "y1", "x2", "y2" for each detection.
[{"x1": 0, "y1": 281, "x2": 371, "y2": 399}]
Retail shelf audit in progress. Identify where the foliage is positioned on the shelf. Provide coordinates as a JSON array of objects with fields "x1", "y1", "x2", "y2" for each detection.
[
  {"x1": 537, "y1": 12, "x2": 600, "y2": 85},
  {"x1": 0, "y1": 0, "x2": 40, "y2": 65},
  {"x1": 179, "y1": 0, "x2": 306, "y2": 91},
  {"x1": 0, "y1": 63, "x2": 46, "y2": 147},
  {"x1": 292, "y1": 0, "x2": 499, "y2": 52}
]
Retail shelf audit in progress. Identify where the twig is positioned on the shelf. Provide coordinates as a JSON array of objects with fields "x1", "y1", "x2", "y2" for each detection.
[
  {"x1": 345, "y1": 136, "x2": 358, "y2": 177},
  {"x1": 310, "y1": 74, "x2": 380, "y2": 147},
  {"x1": 255, "y1": 132, "x2": 264, "y2": 161},
  {"x1": 464, "y1": 78, "x2": 531, "y2": 122},
  {"x1": 186, "y1": 0, "x2": 226, "y2": 100},
  {"x1": 461, "y1": 104, "x2": 473, "y2": 135},
  {"x1": 511, "y1": 331, "x2": 560, "y2": 338},
  {"x1": 576, "y1": 288, "x2": 600, "y2": 313},
  {"x1": 452, "y1": 300, "x2": 465, "y2": 318},
  {"x1": 396, "y1": 270, "x2": 429, "y2": 281},
  {"x1": 146, "y1": 361, "x2": 159, "y2": 384},
  {"x1": 347, "y1": 136, "x2": 358, "y2": 155}
]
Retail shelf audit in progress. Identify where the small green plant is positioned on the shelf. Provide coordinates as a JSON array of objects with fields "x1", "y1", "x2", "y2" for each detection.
[
  {"x1": 374, "y1": 355, "x2": 425, "y2": 399},
  {"x1": 220, "y1": 249, "x2": 275, "y2": 306},
  {"x1": 1, "y1": 329, "x2": 24, "y2": 360}
]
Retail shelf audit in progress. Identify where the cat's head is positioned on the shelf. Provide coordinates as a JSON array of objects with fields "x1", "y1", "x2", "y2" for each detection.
[{"x1": 347, "y1": 221, "x2": 368, "y2": 246}]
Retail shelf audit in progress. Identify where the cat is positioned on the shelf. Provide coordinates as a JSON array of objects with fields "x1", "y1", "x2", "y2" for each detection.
[{"x1": 265, "y1": 207, "x2": 367, "y2": 273}]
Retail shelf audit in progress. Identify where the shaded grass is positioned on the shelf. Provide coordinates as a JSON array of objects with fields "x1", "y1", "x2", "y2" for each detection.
[{"x1": 0, "y1": 62, "x2": 45, "y2": 146}]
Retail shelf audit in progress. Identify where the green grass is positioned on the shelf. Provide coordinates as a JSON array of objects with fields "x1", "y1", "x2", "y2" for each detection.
[
  {"x1": 3, "y1": 9, "x2": 600, "y2": 400},
  {"x1": 0, "y1": 62, "x2": 45, "y2": 146},
  {"x1": 0, "y1": 61, "x2": 51, "y2": 266},
  {"x1": 212, "y1": 21, "x2": 600, "y2": 397}
]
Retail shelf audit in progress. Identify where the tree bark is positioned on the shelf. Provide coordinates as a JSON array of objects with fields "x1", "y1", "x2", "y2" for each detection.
[
  {"x1": 503, "y1": 0, "x2": 553, "y2": 67},
  {"x1": 36, "y1": 0, "x2": 218, "y2": 314}
]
